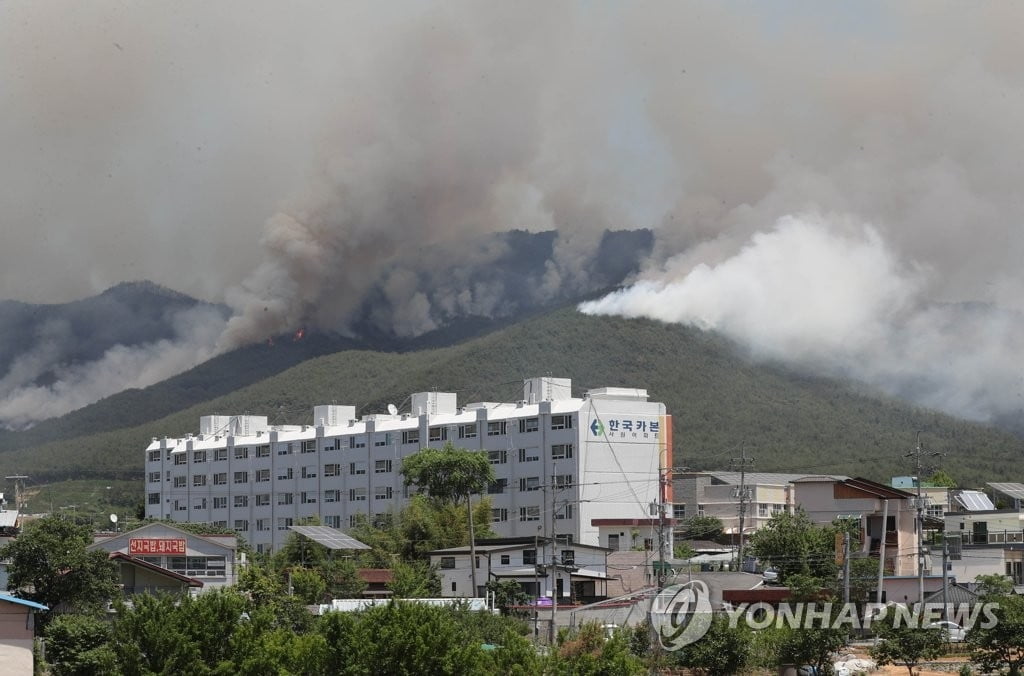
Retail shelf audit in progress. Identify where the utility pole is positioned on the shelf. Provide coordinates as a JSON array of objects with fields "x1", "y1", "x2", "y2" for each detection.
[
  {"x1": 549, "y1": 463, "x2": 558, "y2": 644},
  {"x1": 731, "y1": 449, "x2": 754, "y2": 572},
  {"x1": 941, "y1": 537, "x2": 949, "y2": 620},
  {"x1": 905, "y1": 431, "x2": 942, "y2": 606},
  {"x1": 4, "y1": 476, "x2": 28, "y2": 513},
  {"x1": 843, "y1": 531, "x2": 851, "y2": 605}
]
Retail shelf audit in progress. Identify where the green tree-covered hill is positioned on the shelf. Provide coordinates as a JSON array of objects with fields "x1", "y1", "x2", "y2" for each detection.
[{"x1": 1, "y1": 308, "x2": 1021, "y2": 491}]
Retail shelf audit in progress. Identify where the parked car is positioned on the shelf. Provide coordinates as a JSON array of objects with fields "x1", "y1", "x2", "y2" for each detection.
[
  {"x1": 762, "y1": 567, "x2": 780, "y2": 584},
  {"x1": 926, "y1": 620, "x2": 966, "y2": 642}
]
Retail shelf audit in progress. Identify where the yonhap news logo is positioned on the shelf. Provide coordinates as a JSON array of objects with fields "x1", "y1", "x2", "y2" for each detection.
[{"x1": 650, "y1": 580, "x2": 714, "y2": 650}]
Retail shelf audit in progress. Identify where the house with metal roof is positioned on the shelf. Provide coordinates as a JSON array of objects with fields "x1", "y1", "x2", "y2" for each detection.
[{"x1": 0, "y1": 593, "x2": 47, "y2": 676}]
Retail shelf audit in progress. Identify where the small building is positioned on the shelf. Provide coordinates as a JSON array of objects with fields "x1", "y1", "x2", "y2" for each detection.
[
  {"x1": 89, "y1": 522, "x2": 239, "y2": 591},
  {"x1": 0, "y1": 593, "x2": 47, "y2": 676},
  {"x1": 357, "y1": 569, "x2": 394, "y2": 598},
  {"x1": 429, "y1": 537, "x2": 611, "y2": 603},
  {"x1": 106, "y1": 552, "x2": 204, "y2": 596}
]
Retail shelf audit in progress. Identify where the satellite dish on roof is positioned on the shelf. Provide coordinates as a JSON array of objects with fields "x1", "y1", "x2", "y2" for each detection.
[
  {"x1": 109, "y1": 513, "x2": 118, "y2": 523},
  {"x1": 387, "y1": 404, "x2": 398, "y2": 416}
]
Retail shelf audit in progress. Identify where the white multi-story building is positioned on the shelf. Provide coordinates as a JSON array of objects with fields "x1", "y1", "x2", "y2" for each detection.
[{"x1": 144, "y1": 377, "x2": 672, "y2": 553}]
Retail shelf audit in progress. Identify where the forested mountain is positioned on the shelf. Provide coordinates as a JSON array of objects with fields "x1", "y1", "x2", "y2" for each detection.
[{"x1": 0, "y1": 307, "x2": 1020, "y2": 490}]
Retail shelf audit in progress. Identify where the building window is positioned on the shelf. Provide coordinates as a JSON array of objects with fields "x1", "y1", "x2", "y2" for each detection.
[
  {"x1": 324, "y1": 464, "x2": 341, "y2": 477},
  {"x1": 148, "y1": 450, "x2": 160, "y2": 462},
  {"x1": 256, "y1": 444, "x2": 270, "y2": 458},
  {"x1": 440, "y1": 557, "x2": 456, "y2": 569},
  {"x1": 500, "y1": 554, "x2": 510, "y2": 565},
  {"x1": 174, "y1": 499, "x2": 187, "y2": 512},
  {"x1": 520, "y1": 506, "x2": 540, "y2": 522},
  {"x1": 519, "y1": 477, "x2": 540, "y2": 492},
  {"x1": 256, "y1": 519, "x2": 270, "y2": 532},
  {"x1": 458, "y1": 423, "x2": 477, "y2": 439},
  {"x1": 428, "y1": 426, "x2": 448, "y2": 442},
  {"x1": 302, "y1": 466, "x2": 317, "y2": 479},
  {"x1": 213, "y1": 497, "x2": 227, "y2": 510},
  {"x1": 173, "y1": 476, "x2": 186, "y2": 488},
  {"x1": 233, "y1": 471, "x2": 248, "y2": 484},
  {"x1": 349, "y1": 436, "x2": 366, "y2": 449},
  {"x1": 349, "y1": 515, "x2": 360, "y2": 528},
  {"x1": 350, "y1": 488, "x2": 367, "y2": 502},
  {"x1": 519, "y1": 418, "x2": 539, "y2": 434},
  {"x1": 324, "y1": 490, "x2": 340, "y2": 503},
  {"x1": 488, "y1": 478, "x2": 508, "y2": 495},
  {"x1": 375, "y1": 486, "x2": 393, "y2": 500},
  {"x1": 255, "y1": 469, "x2": 270, "y2": 483},
  {"x1": 233, "y1": 520, "x2": 249, "y2": 532},
  {"x1": 302, "y1": 440, "x2": 316, "y2": 453},
  {"x1": 673, "y1": 504, "x2": 686, "y2": 520},
  {"x1": 193, "y1": 474, "x2": 207, "y2": 487},
  {"x1": 277, "y1": 493, "x2": 293, "y2": 505},
  {"x1": 402, "y1": 430, "x2": 420, "y2": 445},
  {"x1": 554, "y1": 474, "x2": 573, "y2": 488},
  {"x1": 324, "y1": 515, "x2": 340, "y2": 528},
  {"x1": 758, "y1": 503, "x2": 769, "y2": 517},
  {"x1": 193, "y1": 450, "x2": 207, "y2": 464},
  {"x1": 234, "y1": 495, "x2": 248, "y2": 508},
  {"x1": 148, "y1": 472, "x2": 161, "y2": 483},
  {"x1": 277, "y1": 443, "x2": 292, "y2": 456},
  {"x1": 301, "y1": 492, "x2": 317, "y2": 504},
  {"x1": 277, "y1": 468, "x2": 293, "y2": 480},
  {"x1": 556, "y1": 534, "x2": 574, "y2": 546},
  {"x1": 551, "y1": 444, "x2": 574, "y2": 460},
  {"x1": 214, "y1": 448, "x2": 228, "y2": 462},
  {"x1": 491, "y1": 508, "x2": 508, "y2": 523},
  {"x1": 234, "y1": 447, "x2": 249, "y2": 460},
  {"x1": 174, "y1": 454, "x2": 187, "y2": 466},
  {"x1": 556, "y1": 504, "x2": 574, "y2": 520},
  {"x1": 518, "y1": 448, "x2": 539, "y2": 463},
  {"x1": 487, "y1": 421, "x2": 507, "y2": 436},
  {"x1": 147, "y1": 492, "x2": 160, "y2": 505},
  {"x1": 350, "y1": 462, "x2": 366, "y2": 476},
  {"x1": 277, "y1": 517, "x2": 293, "y2": 531},
  {"x1": 522, "y1": 549, "x2": 537, "y2": 565},
  {"x1": 213, "y1": 472, "x2": 227, "y2": 485},
  {"x1": 772, "y1": 504, "x2": 785, "y2": 515},
  {"x1": 375, "y1": 459, "x2": 392, "y2": 473},
  {"x1": 550, "y1": 415, "x2": 573, "y2": 430},
  {"x1": 255, "y1": 494, "x2": 270, "y2": 506},
  {"x1": 488, "y1": 450, "x2": 507, "y2": 465}
]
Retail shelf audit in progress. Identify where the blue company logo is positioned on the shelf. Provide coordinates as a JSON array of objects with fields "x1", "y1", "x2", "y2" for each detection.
[
  {"x1": 590, "y1": 419, "x2": 604, "y2": 436},
  {"x1": 650, "y1": 580, "x2": 714, "y2": 650}
]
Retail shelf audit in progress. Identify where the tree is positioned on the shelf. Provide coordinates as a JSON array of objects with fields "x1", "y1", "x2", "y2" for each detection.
[
  {"x1": 402, "y1": 442, "x2": 495, "y2": 593},
  {"x1": 289, "y1": 567, "x2": 327, "y2": 604},
  {"x1": 870, "y1": 618, "x2": 945, "y2": 675},
  {"x1": 43, "y1": 614, "x2": 116, "y2": 676},
  {"x1": 0, "y1": 515, "x2": 118, "y2": 620},
  {"x1": 748, "y1": 508, "x2": 839, "y2": 583},
  {"x1": 967, "y1": 591, "x2": 1024, "y2": 676},
  {"x1": 552, "y1": 621, "x2": 645, "y2": 675},
  {"x1": 777, "y1": 621, "x2": 849, "y2": 676},
  {"x1": 928, "y1": 470, "x2": 957, "y2": 488},
  {"x1": 672, "y1": 614, "x2": 751, "y2": 676},
  {"x1": 681, "y1": 515, "x2": 724, "y2": 540},
  {"x1": 486, "y1": 578, "x2": 529, "y2": 615},
  {"x1": 388, "y1": 560, "x2": 440, "y2": 598}
]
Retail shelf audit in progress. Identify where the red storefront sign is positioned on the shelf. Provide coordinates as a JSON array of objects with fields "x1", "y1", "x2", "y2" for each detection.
[{"x1": 129, "y1": 538, "x2": 187, "y2": 555}]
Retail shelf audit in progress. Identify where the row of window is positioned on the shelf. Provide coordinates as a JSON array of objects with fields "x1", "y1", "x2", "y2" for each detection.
[
  {"x1": 149, "y1": 416, "x2": 576, "y2": 463},
  {"x1": 438, "y1": 546, "x2": 577, "y2": 570},
  {"x1": 150, "y1": 485, "x2": 397, "y2": 508},
  {"x1": 488, "y1": 504, "x2": 573, "y2": 523},
  {"x1": 151, "y1": 460, "x2": 395, "y2": 486}
]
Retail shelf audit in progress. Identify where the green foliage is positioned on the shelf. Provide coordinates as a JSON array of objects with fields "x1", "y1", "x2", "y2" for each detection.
[
  {"x1": 288, "y1": 567, "x2": 327, "y2": 604},
  {"x1": 0, "y1": 515, "x2": 118, "y2": 620},
  {"x1": 870, "y1": 617, "x2": 945, "y2": 676},
  {"x1": 551, "y1": 621, "x2": 645, "y2": 675},
  {"x1": 776, "y1": 618, "x2": 849, "y2": 675},
  {"x1": 6, "y1": 308, "x2": 1024, "y2": 498},
  {"x1": 928, "y1": 469, "x2": 957, "y2": 488},
  {"x1": 681, "y1": 515, "x2": 724, "y2": 540},
  {"x1": 748, "y1": 508, "x2": 839, "y2": 584},
  {"x1": 388, "y1": 560, "x2": 440, "y2": 598},
  {"x1": 966, "y1": 592, "x2": 1024, "y2": 676},
  {"x1": 485, "y1": 578, "x2": 529, "y2": 615},
  {"x1": 974, "y1": 573, "x2": 1014, "y2": 599},
  {"x1": 401, "y1": 442, "x2": 494, "y2": 505},
  {"x1": 43, "y1": 613, "x2": 116, "y2": 676},
  {"x1": 322, "y1": 558, "x2": 368, "y2": 600},
  {"x1": 671, "y1": 614, "x2": 751, "y2": 676}
]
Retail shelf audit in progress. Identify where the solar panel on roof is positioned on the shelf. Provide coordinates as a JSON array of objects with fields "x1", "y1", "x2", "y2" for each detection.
[
  {"x1": 988, "y1": 482, "x2": 1024, "y2": 501},
  {"x1": 288, "y1": 525, "x2": 371, "y2": 550},
  {"x1": 954, "y1": 491, "x2": 995, "y2": 511}
]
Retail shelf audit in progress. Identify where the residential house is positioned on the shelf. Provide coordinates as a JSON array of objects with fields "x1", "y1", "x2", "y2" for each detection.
[{"x1": 0, "y1": 593, "x2": 46, "y2": 676}]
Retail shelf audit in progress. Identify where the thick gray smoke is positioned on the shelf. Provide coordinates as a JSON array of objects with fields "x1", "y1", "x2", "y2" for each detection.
[{"x1": 3, "y1": 3, "x2": 1024, "y2": 422}]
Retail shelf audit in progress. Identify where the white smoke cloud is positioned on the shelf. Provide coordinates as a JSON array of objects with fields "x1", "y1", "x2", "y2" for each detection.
[
  {"x1": 0, "y1": 307, "x2": 226, "y2": 428},
  {"x1": 582, "y1": 214, "x2": 1024, "y2": 422}
]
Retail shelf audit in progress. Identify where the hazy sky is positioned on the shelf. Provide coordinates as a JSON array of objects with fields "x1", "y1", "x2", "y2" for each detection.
[{"x1": 3, "y1": 2, "x2": 1024, "y2": 423}]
